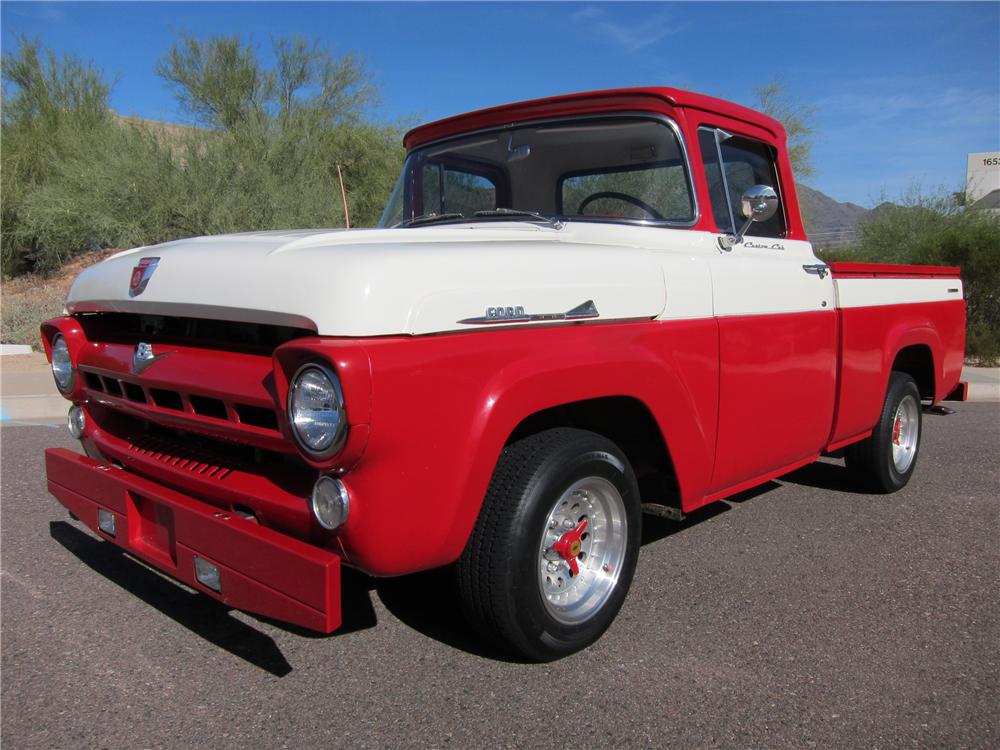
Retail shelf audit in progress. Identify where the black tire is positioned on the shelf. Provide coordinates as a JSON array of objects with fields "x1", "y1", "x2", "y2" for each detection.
[
  {"x1": 845, "y1": 371, "x2": 922, "y2": 493},
  {"x1": 456, "y1": 428, "x2": 641, "y2": 661}
]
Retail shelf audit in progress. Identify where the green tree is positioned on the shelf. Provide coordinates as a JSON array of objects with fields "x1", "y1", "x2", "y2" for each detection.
[
  {"x1": 153, "y1": 34, "x2": 399, "y2": 229},
  {"x1": 157, "y1": 34, "x2": 375, "y2": 130},
  {"x1": 1, "y1": 34, "x2": 406, "y2": 278},
  {"x1": 754, "y1": 81, "x2": 816, "y2": 182},
  {"x1": 1, "y1": 37, "x2": 113, "y2": 274}
]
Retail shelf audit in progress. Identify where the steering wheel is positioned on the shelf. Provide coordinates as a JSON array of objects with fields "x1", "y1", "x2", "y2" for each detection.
[{"x1": 577, "y1": 191, "x2": 664, "y2": 221}]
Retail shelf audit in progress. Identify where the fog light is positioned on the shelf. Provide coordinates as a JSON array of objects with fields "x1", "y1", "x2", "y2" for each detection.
[
  {"x1": 193, "y1": 556, "x2": 222, "y2": 592},
  {"x1": 67, "y1": 405, "x2": 86, "y2": 439},
  {"x1": 311, "y1": 476, "x2": 350, "y2": 530},
  {"x1": 97, "y1": 508, "x2": 116, "y2": 536}
]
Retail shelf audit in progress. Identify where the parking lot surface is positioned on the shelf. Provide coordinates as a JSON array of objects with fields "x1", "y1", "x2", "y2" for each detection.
[{"x1": 2, "y1": 403, "x2": 998, "y2": 749}]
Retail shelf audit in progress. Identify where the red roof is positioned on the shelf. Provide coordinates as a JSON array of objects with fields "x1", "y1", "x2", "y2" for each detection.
[{"x1": 403, "y1": 86, "x2": 786, "y2": 150}]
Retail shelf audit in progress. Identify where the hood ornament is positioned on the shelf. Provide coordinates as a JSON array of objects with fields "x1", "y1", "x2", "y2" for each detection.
[
  {"x1": 129, "y1": 257, "x2": 160, "y2": 297},
  {"x1": 132, "y1": 342, "x2": 169, "y2": 374},
  {"x1": 458, "y1": 300, "x2": 599, "y2": 326}
]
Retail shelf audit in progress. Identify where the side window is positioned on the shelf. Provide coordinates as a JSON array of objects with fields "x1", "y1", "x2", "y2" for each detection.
[
  {"x1": 421, "y1": 163, "x2": 497, "y2": 216},
  {"x1": 698, "y1": 127, "x2": 786, "y2": 238}
]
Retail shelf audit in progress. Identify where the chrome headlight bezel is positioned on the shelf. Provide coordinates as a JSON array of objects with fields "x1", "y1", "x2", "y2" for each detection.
[
  {"x1": 50, "y1": 334, "x2": 76, "y2": 394},
  {"x1": 310, "y1": 476, "x2": 350, "y2": 531},
  {"x1": 286, "y1": 362, "x2": 348, "y2": 460}
]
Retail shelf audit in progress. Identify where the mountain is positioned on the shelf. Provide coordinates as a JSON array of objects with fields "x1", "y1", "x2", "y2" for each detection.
[{"x1": 796, "y1": 184, "x2": 870, "y2": 249}]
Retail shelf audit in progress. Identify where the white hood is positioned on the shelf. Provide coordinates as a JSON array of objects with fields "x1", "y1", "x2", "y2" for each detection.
[{"x1": 66, "y1": 223, "x2": 667, "y2": 336}]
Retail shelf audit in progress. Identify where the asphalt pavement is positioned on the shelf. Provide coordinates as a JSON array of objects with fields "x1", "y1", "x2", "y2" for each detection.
[{"x1": 2, "y1": 404, "x2": 998, "y2": 749}]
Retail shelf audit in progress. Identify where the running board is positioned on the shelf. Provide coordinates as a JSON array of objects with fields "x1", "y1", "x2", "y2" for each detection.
[
  {"x1": 923, "y1": 404, "x2": 956, "y2": 416},
  {"x1": 641, "y1": 503, "x2": 685, "y2": 522}
]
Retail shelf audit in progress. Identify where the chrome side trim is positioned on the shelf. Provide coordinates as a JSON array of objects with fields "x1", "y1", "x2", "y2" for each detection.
[{"x1": 458, "y1": 299, "x2": 600, "y2": 326}]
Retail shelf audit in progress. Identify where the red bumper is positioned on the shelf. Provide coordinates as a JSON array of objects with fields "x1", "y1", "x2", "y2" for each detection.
[{"x1": 45, "y1": 448, "x2": 341, "y2": 633}]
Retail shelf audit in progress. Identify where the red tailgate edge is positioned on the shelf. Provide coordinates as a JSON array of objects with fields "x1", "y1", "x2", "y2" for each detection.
[
  {"x1": 828, "y1": 262, "x2": 962, "y2": 279},
  {"x1": 45, "y1": 448, "x2": 341, "y2": 633}
]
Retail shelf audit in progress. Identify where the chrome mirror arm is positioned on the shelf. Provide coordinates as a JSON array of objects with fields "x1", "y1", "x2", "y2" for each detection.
[
  {"x1": 717, "y1": 184, "x2": 779, "y2": 252},
  {"x1": 718, "y1": 215, "x2": 755, "y2": 250}
]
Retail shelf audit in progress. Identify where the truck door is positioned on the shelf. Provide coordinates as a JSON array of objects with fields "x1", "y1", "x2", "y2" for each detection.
[{"x1": 697, "y1": 127, "x2": 838, "y2": 493}]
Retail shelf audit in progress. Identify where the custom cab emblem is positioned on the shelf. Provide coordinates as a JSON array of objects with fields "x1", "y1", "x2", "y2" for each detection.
[
  {"x1": 458, "y1": 300, "x2": 600, "y2": 326},
  {"x1": 132, "y1": 342, "x2": 169, "y2": 374},
  {"x1": 128, "y1": 257, "x2": 159, "y2": 297}
]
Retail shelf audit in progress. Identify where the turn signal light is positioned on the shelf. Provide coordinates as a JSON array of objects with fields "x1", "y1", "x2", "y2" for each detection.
[{"x1": 193, "y1": 556, "x2": 222, "y2": 592}]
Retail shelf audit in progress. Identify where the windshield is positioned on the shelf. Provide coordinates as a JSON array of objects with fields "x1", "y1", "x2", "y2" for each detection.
[{"x1": 378, "y1": 116, "x2": 695, "y2": 228}]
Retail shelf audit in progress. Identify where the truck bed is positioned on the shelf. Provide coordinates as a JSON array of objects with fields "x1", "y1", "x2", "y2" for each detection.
[{"x1": 828, "y1": 262, "x2": 965, "y2": 449}]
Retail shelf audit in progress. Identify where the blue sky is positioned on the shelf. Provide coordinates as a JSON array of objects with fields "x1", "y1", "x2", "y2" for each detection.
[{"x1": 3, "y1": 1, "x2": 998, "y2": 206}]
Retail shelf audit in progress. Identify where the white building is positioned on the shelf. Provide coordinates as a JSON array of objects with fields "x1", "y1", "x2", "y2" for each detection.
[{"x1": 966, "y1": 152, "x2": 1000, "y2": 211}]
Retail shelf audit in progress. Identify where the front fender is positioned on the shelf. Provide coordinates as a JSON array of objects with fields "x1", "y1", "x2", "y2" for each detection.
[{"x1": 341, "y1": 319, "x2": 718, "y2": 576}]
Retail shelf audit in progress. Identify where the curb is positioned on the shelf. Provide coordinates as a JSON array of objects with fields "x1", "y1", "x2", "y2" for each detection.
[
  {"x1": 0, "y1": 345, "x2": 34, "y2": 356},
  {"x1": 0, "y1": 395, "x2": 69, "y2": 422},
  {"x1": 966, "y1": 382, "x2": 1000, "y2": 403}
]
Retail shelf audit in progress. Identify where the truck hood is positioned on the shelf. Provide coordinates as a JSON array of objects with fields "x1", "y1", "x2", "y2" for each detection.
[{"x1": 66, "y1": 224, "x2": 666, "y2": 336}]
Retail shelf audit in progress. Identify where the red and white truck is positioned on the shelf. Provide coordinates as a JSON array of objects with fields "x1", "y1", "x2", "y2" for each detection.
[{"x1": 42, "y1": 87, "x2": 967, "y2": 660}]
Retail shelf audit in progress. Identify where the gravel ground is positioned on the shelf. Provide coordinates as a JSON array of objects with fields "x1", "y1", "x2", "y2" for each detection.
[{"x1": 2, "y1": 403, "x2": 998, "y2": 749}]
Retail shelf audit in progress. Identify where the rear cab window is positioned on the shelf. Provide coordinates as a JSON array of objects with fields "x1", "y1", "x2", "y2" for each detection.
[
  {"x1": 559, "y1": 158, "x2": 693, "y2": 222},
  {"x1": 421, "y1": 163, "x2": 499, "y2": 217}
]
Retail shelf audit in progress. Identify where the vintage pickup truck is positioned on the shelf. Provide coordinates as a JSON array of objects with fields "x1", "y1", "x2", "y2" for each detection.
[{"x1": 42, "y1": 87, "x2": 967, "y2": 660}]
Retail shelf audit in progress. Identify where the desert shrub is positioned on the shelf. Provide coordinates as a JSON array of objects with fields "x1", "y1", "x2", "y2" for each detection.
[{"x1": 0, "y1": 283, "x2": 67, "y2": 345}]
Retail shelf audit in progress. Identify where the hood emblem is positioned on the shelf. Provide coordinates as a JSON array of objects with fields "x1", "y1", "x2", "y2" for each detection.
[
  {"x1": 129, "y1": 257, "x2": 160, "y2": 297},
  {"x1": 458, "y1": 300, "x2": 599, "y2": 326},
  {"x1": 132, "y1": 342, "x2": 170, "y2": 374}
]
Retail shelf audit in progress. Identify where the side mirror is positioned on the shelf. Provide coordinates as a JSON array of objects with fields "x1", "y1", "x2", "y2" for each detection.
[{"x1": 718, "y1": 184, "x2": 779, "y2": 250}]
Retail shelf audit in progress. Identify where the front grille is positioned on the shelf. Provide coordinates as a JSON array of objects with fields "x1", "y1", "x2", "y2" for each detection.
[
  {"x1": 129, "y1": 433, "x2": 235, "y2": 480},
  {"x1": 83, "y1": 368, "x2": 280, "y2": 434},
  {"x1": 234, "y1": 403, "x2": 280, "y2": 430}
]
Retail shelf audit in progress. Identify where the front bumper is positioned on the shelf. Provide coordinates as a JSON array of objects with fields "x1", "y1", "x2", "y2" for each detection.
[{"x1": 45, "y1": 448, "x2": 341, "y2": 633}]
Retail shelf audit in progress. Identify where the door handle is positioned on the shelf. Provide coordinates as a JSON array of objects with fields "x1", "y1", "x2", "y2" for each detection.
[{"x1": 802, "y1": 264, "x2": 830, "y2": 279}]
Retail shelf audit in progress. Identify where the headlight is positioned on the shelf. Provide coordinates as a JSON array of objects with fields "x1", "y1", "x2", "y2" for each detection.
[
  {"x1": 287, "y1": 363, "x2": 348, "y2": 458},
  {"x1": 51, "y1": 334, "x2": 75, "y2": 393}
]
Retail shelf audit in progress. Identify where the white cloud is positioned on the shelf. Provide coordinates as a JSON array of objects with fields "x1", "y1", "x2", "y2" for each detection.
[
  {"x1": 11, "y1": 2, "x2": 67, "y2": 24},
  {"x1": 571, "y1": 5, "x2": 685, "y2": 54}
]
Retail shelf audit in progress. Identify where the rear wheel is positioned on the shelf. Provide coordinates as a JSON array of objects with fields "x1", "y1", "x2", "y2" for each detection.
[
  {"x1": 845, "y1": 371, "x2": 922, "y2": 493},
  {"x1": 456, "y1": 428, "x2": 641, "y2": 661}
]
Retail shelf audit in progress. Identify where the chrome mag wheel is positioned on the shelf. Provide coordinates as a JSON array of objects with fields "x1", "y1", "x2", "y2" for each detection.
[
  {"x1": 538, "y1": 476, "x2": 628, "y2": 625},
  {"x1": 891, "y1": 393, "x2": 920, "y2": 473}
]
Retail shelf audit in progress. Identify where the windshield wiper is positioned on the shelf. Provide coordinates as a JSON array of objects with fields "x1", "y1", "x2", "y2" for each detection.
[
  {"x1": 395, "y1": 212, "x2": 465, "y2": 228},
  {"x1": 473, "y1": 208, "x2": 564, "y2": 230}
]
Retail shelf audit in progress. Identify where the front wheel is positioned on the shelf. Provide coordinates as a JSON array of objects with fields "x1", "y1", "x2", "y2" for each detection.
[
  {"x1": 845, "y1": 371, "x2": 923, "y2": 493},
  {"x1": 456, "y1": 428, "x2": 641, "y2": 661}
]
